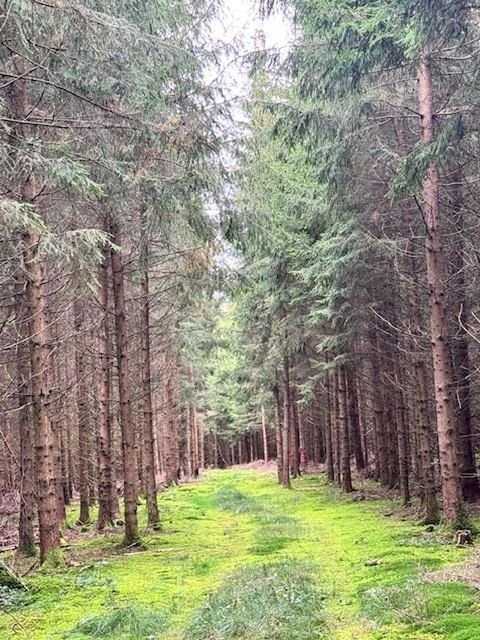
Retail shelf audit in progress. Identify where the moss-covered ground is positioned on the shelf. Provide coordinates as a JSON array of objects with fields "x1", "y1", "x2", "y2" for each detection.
[{"x1": 1, "y1": 469, "x2": 479, "y2": 639}]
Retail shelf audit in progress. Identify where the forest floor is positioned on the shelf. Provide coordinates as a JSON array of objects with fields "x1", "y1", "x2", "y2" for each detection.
[{"x1": 1, "y1": 469, "x2": 480, "y2": 640}]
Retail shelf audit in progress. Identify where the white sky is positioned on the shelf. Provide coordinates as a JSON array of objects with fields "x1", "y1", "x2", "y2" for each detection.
[
  {"x1": 215, "y1": 0, "x2": 291, "y2": 51},
  {"x1": 209, "y1": 0, "x2": 292, "y2": 109}
]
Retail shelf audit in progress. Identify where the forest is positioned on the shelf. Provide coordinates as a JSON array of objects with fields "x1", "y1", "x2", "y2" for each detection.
[{"x1": 2, "y1": 0, "x2": 480, "y2": 639}]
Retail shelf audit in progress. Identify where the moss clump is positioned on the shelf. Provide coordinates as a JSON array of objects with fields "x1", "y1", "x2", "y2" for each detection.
[{"x1": 41, "y1": 547, "x2": 65, "y2": 570}]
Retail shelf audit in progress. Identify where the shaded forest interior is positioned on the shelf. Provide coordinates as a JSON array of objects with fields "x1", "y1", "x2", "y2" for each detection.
[{"x1": 4, "y1": 0, "x2": 480, "y2": 638}]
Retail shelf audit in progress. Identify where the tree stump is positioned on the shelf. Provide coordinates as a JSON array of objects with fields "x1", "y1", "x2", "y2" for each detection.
[{"x1": 455, "y1": 530, "x2": 473, "y2": 547}]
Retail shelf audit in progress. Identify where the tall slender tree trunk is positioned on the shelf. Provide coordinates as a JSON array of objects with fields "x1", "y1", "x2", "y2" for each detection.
[
  {"x1": 282, "y1": 357, "x2": 291, "y2": 487},
  {"x1": 346, "y1": 368, "x2": 365, "y2": 471},
  {"x1": 49, "y1": 354, "x2": 65, "y2": 524},
  {"x1": 261, "y1": 405, "x2": 269, "y2": 463},
  {"x1": 110, "y1": 223, "x2": 140, "y2": 546},
  {"x1": 324, "y1": 371, "x2": 335, "y2": 481},
  {"x1": 298, "y1": 408, "x2": 307, "y2": 471},
  {"x1": 74, "y1": 300, "x2": 90, "y2": 525},
  {"x1": 338, "y1": 366, "x2": 353, "y2": 493},
  {"x1": 97, "y1": 250, "x2": 114, "y2": 530},
  {"x1": 418, "y1": 53, "x2": 463, "y2": 524},
  {"x1": 60, "y1": 421, "x2": 70, "y2": 506},
  {"x1": 273, "y1": 384, "x2": 283, "y2": 483},
  {"x1": 10, "y1": 64, "x2": 60, "y2": 565},
  {"x1": 415, "y1": 361, "x2": 440, "y2": 524},
  {"x1": 371, "y1": 344, "x2": 389, "y2": 485},
  {"x1": 25, "y1": 233, "x2": 61, "y2": 564},
  {"x1": 289, "y1": 384, "x2": 300, "y2": 477},
  {"x1": 15, "y1": 276, "x2": 36, "y2": 556},
  {"x1": 191, "y1": 403, "x2": 199, "y2": 475},
  {"x1": 164, "y1": 350, "x2": 180, "y2": 484},
  {"x1": 140, "y1": 263, "x2": 160, "y2": 527},
  {"x1": 394, "y1": 367, "x2": 410, "y2": 505}
]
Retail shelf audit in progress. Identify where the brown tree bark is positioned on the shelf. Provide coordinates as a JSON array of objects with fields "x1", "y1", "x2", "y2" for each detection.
[
  {"x1": 298, "y1": 407, "x2": 307, "y2": 471},
  {"x1": 289, "y1": 384, "x2": 300, "y2": 477},
  {"x1": 338, "y1": 366, "x2": 353, "y2": 493},
  {"x1": 370, "y1": 344, "x2": 389, "y2": 486},
  {"x1": 418, "y1": 53, "x2": 463, "y2": 524},
  {"x1": 49, "y1": 352, "x2": 65, "y2": 525},
  {"x1": 394, "y1": 369, "x2": 410, "y2": 505},
  {"x1": 9, "y1": 61, "x2": 60, "y2": 564},
  {"x1": 324, "y1": 372, "x2": 335, "y2": 482},
  {"x1": 164, "y1": 349, "x2": 180, "y2": 484},
  {"x1": 282, "y1": 356, "x2": 291, "y2": 487},
  {"x1": 110, "y1": 223, "x2": 140, "y2": 545},
  {"x1": 25, "y1": 233, "x2": 61, "y2": 564},
  {"x1": 15, "y1": 275, "x2": 36, "y2": 556},
  {"x1": 346, "y1": 367, "x2": 365, "y2": 472},
  {"x1": 414, "y1": 361, "x2": 440, "y2": 524},
  {"x1": 96, "y1": 250, "x2": 114, "y2": 530},
  {"x1": 140, "y1": 263, "x2": 160, "y2": 527},
  {"x1": 273, "y1": 384, "x2": 283, "y2": 483},
  {"x1": 261, "y1": 405, "x2": 269, "y2": 463},
  {"x1": 74, "y1": 299, "x2": 90, "y2": 525}
]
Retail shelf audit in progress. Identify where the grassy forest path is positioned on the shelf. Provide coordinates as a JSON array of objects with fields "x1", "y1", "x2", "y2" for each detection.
[{"x1": 1, "y1": 469, "x2": 479, "y2": 640}]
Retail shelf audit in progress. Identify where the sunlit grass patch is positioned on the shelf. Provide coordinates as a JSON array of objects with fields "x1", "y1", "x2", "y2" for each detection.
[{"x1": 184, "y1": 559, "x2": 328, "y2": 640}]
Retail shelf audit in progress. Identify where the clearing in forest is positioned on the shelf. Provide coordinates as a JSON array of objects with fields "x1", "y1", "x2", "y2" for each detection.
[{"x1": 1, "y1": 469, "x2": 479, "y2": 640}]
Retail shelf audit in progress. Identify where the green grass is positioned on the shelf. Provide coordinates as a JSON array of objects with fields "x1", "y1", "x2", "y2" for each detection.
[
  {"x1": 67, "y1": 604, "x2": 169, "y2": 639},
  {"x1": 0, "y1": 469, "x2": 479, "y2": 640},
  {"x1": 184, "y1": 559, "x2": 328, "y2": 640}
]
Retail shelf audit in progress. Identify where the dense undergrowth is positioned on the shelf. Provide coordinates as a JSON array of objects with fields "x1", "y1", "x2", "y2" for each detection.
[{"x1": 1, "y1": 470, "x2": 479, "y2": 639}]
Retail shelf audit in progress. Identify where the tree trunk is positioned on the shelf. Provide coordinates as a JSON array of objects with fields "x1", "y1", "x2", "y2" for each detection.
[
  {"x1": 10, "y1": 64, "x2": 60, "y2": 565},
  {"x1": 395, "y1": 369, "x2": 410, "y2": 506},
  {"x1": 49, "y1": 356, "x2": 65, "y2": 525},
  {"x1": 110, "y1": 223, "x2": 140, "y2": 546},
  {"x1": 414, "y1": 361, "x2": 440, "y2": 524},
  {"x1": 324, "y1": 371, "x2": 335, "y2": 481},
  {"x1": 282, "y1": 357, "x2": 291, "y2": 487},
  {"x1": 298, "y1": 408, "x2": 307, "y2": 471},
  {"x1": 261, "y1": 405, "x2": 269, "y2": 463},
  {"x1": 96, "y1": 250, "x2": 114, "y2": 530},
  {"x1": 15, "y1": 276, "x2": 36, "y2": 556},
  {"x1": 346, "y1": 368, "x2": 365, "y2": 471},
  {"x1": 338, "y1": 366, "x2": 353, "y2": 493},
  {"x1": 74, "y1": 299, "x2": 90, "y2": 525},
  {"x1": 25, "y1": 232, "x2": 61, "y2": 564},
  {"x1": 140, "y1": 264, "x2": 160, "y2": 528},
  {"x1": 164, "y1": 350, "x2": 180, "y2": 484},
  {"x1": 273, "y1": 384, "x2": 283, "y2": 483},
  {"x1": 418, "y1": 53, "x2": 463, "y2": 524},
  {"x1": 371, "y1": 346, "x2": 389, "y2": 486},
  {"x1": 289, "y1": 384, "x2": 300, "y2": 477}
]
